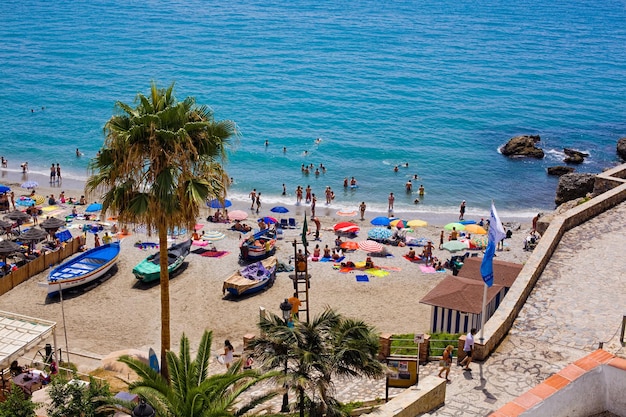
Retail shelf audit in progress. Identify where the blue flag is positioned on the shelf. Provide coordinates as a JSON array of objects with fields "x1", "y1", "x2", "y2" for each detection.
[{"x1": 480, "y1": 202, "x2": 506, "y2": 287}]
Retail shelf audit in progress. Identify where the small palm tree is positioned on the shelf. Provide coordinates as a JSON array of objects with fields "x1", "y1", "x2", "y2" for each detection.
[
  {"x1": 103, "y1": 330, "x2": 278, "y2": 417},
  {"x1": 86, "y1": 82, "x2": 237, "y2": 378},
  {"x1": 251, "y1": 308, "x2": 385, "y2": 417}
]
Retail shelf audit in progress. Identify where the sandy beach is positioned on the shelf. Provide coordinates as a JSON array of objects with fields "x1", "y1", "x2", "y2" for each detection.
[{"x1": 0, "y1": 170, "x2": 535, "y2": 371}]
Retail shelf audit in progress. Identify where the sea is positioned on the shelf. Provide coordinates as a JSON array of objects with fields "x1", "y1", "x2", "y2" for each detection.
[{"x1": 1, "y1": 0, "x2": 625, "y2": 219}]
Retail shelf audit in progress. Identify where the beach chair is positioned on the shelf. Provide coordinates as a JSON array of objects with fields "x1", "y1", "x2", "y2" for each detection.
[
  {"x1": 288, "y1": 218, "x2": 297, "y2": 229},
  {"x1": 280, "y1": 218, "x2": 289, "y2": 229}
]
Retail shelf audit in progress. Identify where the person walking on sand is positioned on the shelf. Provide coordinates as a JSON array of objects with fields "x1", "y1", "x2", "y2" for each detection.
[
  {"x1": 359, "y1": 201, "x2": 366, "y2": 220},
  {"x1": 255, "y1": 193, "x2": 262, "y2": 213},
  {"x1": 438, "y1": 345, "x2": 454, "y2": 381},
  {"x1": 439, "y1": 230, "x2": 444, "y2": 249},
  {"x1": 388, "y1": 192, "x2": 395, "y2": 211},
  {"x1": 56, "y1": 163, "x2": 61, "y2": 182},
  {"x1": 249, "y1": 189, "x2": 257, "y2": 210},
  {"x1": 288, "y1": 292, "x2": 302, "y2": 319},
  {"x1": 94, "y1": 233, "x2": 101, "y2": 248},
  {"x1": 532, "y1": 213, "x2": 540, "y2": 232},
  {"x1": 459, "y1": 328, "x2": 477, "y2": 371},
  {"x1": 313, "y1": 216, "x2": 321, "y2": 240},
  {"x1": 221, "y1": 340, "x2": 234, "y2": 369},
  {"x1": 311, "y1": 193, "x2": 317, "y2": 217},
  {"x1": 10, "y1": 191, "x2": 15, "y2": 210},
  {"x1": 459, "y1": 200, "x2": 466, "y2": 221}
]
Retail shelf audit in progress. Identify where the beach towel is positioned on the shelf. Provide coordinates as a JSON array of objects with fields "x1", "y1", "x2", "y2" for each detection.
[
  {"x1": 320, "y1": 256, "x2": 344, "y2": 263},
  {"x1": 403, "y1": 255, "x2": 422, "y2": 263},
  {"x1": 192, "y1": 240, "x2": 209, "y2": 247},
  {"x1": 201, "y1": 250, "x2": 230, "y2": 258},
  {"x1": 419, "y1": 265, "x2": 437, "y2": 274},
  {"x1": 366, "y1": 269, "x2": 389, "y2": 277},
  {"x1": 135, "y1": 242, "x2": 158, "y2": 249},
  {"x1": 356, "y1": 275, "x2": 369, "y2": 282}
]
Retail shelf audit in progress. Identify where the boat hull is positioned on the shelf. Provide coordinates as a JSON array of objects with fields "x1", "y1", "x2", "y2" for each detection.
[
  {"x1": 132, "y1": 240, "x2": 191, "y2": 283},
  {"x1": 46, "y1": 243, "x2": 120, "y2": 295},
  {"x1": 223, "y1": 256, "x2": 277, "y2": 297}
]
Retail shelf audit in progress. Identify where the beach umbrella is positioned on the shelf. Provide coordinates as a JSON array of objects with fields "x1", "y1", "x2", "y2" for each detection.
[
  {"x1": 459, "y1": 219, "x2": 477, "y2": 225},
  {"x1": 5, "y1": 210, "x2": 30, "y2": 222},
  {"x1": 207, "y1": 199, "x2": 232, "y2": 209},
  {"x1": 367, "y1": 227, "x2": 392, "y2": 240},
  {"x1": 333, "y1": 221, "x2": 357, "y2": 231},
  {"x1": 19, "y1": 227, "x2": 48, "y2": 242},
  {"x1": 337, "y1": 225, "x2": 359, "y2": 234},
  {"x1": 464, "y1": 224, "x2": 487, "y2": 235},
  {"x1": 407, "y1": 219, "x2": 428, "y2": 228},
  {"x1": 202, "y1": 230, "x2": 225, "y2": 241},
  {"x1": 0, "y1": 219, "x2": 13, "y2": 230},
  {"x1": 444, "y1": 222, "x2": 465, "y2": 231},
  {"x1": 21, "y1": 181, "x2": 39, "y2": 190},
  {"x1": 228, "y1": 210, "x2": 248, "y2": 221},
  {"x1": 0, "y1": 240, "x2": 20, "y2": 264},
  {"x1": 86, "y1": 203, "x2": 103, "y2": 212},
  {"x1": 358, "y1": 240, "x2": 384, "y2": 253},
  {"x1": 340, "y1": 241, "x2": 359, "y2": 250},
  {"x1": 259, "y1": 216, "x2": 277, "y2": 224},
  {"x1": 270, "y1": 206, "x2": 289, "y2": 214},
  {"x1": 31, "y1": 195, "x2": 45, "y2": 205},
  {"x1": 370, "y1": 216, "x2": 391, "y2": 226},
  {"x1": 40, "y1": 217, "x2": 66, "y2": 232},
  {"x1": 193, "y1": 224, "x2": 204, "y2": 231},
  {"x1": 15, "y1": 197, "x2": 34, "y2": 207},
  {"x1": 0, "y1": 185, "x2": 10, "y2": 193},
  {"x1": 390, "y1": 219, "x2": 407, "y2": 229},
  {"x1": 336, "y1": 208, "x2": 357, "y2": 217},
  {"x1": 442, "y1": 240, "x2": 469, "y2": 252}
]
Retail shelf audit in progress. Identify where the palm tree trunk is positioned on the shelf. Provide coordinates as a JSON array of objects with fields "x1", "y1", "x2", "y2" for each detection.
[
  {"x1": 158, "y1": 222, "x2": 171, "y2": 381},
  {"x1": 299, "y1": 386, "x2": 305, "y2": 417}
]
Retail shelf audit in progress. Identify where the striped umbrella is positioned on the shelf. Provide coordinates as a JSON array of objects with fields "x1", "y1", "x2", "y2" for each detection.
[
  {"x1": 390, "y1": 219, "x2": 407, "y2": 229},
  {"x1": 358, "y1": 240, "x2": 384, "y2": 253},
  {"x1": 202, "y1": 230, "x2": 226, "y2": 241}
]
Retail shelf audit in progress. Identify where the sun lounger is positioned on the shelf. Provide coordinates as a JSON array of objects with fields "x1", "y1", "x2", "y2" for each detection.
[
  {"x1": 288, "y1": 218, "x2": 297, "y2": 229},
  {"x1": 280, "y1": 218, "x2": 289, "y2": 228}
]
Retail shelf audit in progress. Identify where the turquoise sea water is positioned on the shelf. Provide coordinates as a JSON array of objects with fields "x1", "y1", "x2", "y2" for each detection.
[{"x1": 1, "y1": 0, "x2": 625, "y2": 218}]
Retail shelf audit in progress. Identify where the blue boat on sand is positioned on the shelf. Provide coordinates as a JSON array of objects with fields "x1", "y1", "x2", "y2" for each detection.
[{"x1": 44, "y1": 242, "x2": 121, "y2": 296}]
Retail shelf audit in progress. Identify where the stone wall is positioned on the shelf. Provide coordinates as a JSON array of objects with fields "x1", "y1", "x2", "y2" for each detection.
[{"x1": 367, "y1": 376, "x2": 446, "y2": 417}]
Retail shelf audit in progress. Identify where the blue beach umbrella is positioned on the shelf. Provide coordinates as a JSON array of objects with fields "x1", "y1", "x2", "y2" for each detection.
[
  {"x1": 207, "y1": 199, "x2": 232, "y2": 209},
  {"x1": 0, "y1": 185, "x2": 10, "y2": 193},
  {"x1": 367, "y1": 227, "x2": 393, "y2": 240},
  {"x1": 270, "y1": 206, "x2": 289, "y2": 214},
  {"x1": 459, "y1": 219, "x2": 476, "y2": 225},
  {"x1": 370, "y1": 216, "x2": 392, "y2": 226},
  {"x1": 86, "y1": 203, "x2": 103, "y2": 212}
]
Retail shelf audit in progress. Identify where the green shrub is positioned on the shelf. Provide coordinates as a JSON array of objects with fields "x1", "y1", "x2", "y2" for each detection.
[
  {"x1": 0, "y1": 383, "x2": 37, "y2": 417},
  {"x1": 429, "y1": 332, "x2": 461, "y2": 356}
]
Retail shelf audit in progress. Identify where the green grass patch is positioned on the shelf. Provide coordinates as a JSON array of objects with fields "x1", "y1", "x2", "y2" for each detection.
[{"x1": 389, "y1": 332, "x2": 462, "y2": 357}]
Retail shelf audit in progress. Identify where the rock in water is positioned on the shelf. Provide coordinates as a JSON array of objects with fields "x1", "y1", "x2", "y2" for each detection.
[
  {"x1": 563, "y1": 148, "x2": 588, "y2": 164},
  {"x1": 617, "y1": 137, "x2": 626, "y2": 161},
  {"x1": 501, "y1": 135, "x2": 544, "y2": 158},
  {"x1": 547, "y1": 166, "x2": 575, "y2": 176},
  {"x1": 554, "y1": 173, "x2": 596, "y2": 205}
]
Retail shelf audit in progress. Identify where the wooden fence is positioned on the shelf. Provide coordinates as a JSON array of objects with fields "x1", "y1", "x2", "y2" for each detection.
[{"x1": 0, "y1": 236, "x2": 86, "y2": 296}]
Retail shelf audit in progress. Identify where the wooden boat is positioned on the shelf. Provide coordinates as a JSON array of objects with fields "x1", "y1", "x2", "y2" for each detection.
[
  {"x1": 239, "y1": 229, "x2": 276, "y2": 262},
  {"x1": 223, "y1": 256, "x2": 277, "y2": 297},
  {"x1": 132, "y1": 239, "x2": 192, "y2": 283},
  {"x1": 44, "y1": 242, "x2": 120, "y2": 295}
]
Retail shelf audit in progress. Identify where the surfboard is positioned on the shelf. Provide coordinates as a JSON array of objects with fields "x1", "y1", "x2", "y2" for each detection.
[{"x1": 148, "y1": 347, "x2": 159, "y2": 373}]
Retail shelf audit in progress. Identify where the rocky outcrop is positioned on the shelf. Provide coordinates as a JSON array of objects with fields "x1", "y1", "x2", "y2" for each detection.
[
  {"x1": 617, "y1": 137, "x2": 626, "y2": 161},
  {"x1": 554, "y1": 173, "x2": 596, "y2": 205},
  {"x1": 547, "y1": 166, "x2": 575, "y2": 176},
  {"x1": 501, "y1": 135, "x2": 544, "y2": 159},
  {"x1": 563, "y1": 148, "x2": 588, "y2": 164}
]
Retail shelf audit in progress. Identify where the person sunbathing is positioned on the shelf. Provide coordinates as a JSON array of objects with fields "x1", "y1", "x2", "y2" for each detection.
[
  {"x1": 407, "y1": 248, "x2": 416, "y2": 259},
  {"x1": 364, "y1": 257, "x2": 375, "y2": 268},
  {"x1": 332, "y1": 249, "x2": 343, "y2": 260},
  {"x1": 323, "y1": 245, "x2": 331, "y2": 258},
  {"x1": 313, "y1": 244, "x2": 321, "y2": 258}
]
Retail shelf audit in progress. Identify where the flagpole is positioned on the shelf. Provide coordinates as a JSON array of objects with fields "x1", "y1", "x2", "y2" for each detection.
[{"x1": 479, "y1": 283, "x2": 487, "y2": 343}]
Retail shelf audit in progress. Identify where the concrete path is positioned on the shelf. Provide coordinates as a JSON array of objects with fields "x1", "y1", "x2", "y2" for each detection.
[{"x1": 329, "y1": 201, "x2": 626, "y2": 415}]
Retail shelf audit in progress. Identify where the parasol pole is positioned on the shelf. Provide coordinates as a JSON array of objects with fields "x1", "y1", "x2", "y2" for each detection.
[{"x1": 58, "y1": 280, "x2": 71, "y2": 365}]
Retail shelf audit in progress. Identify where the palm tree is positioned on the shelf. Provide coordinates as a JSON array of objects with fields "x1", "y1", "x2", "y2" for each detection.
[
  {"x1": 86, "y1": 82, "x2": 237, "y2": 378},
  {"x1": 250, "y1": 308, "x2": 385, "y2": 417},
  {"x1": 102, "y1": 330, "x2": 279, "y2": 417}
]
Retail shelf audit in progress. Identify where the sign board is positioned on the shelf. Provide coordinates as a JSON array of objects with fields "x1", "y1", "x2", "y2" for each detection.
[
  {"x1": 387, "y1": 358, "x2": 417, "y2": 388},
  {"x1": 414, "y1": 333, "x2": 425, "y2": 344}
]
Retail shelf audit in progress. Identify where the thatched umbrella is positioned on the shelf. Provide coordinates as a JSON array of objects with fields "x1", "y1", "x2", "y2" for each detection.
[
  {"x1": 40, "y1": 217, "x2": 66, "y2": 239},
  {"x1": 0, "y1": 219, "x2": 13, "y2": 236},
  {"x1": 5, "y1": 210, "x2": 30, "y2": 222},
  {"x1": 19, "y1": 227, "x2": 48, "y2": 254},
  {"x1": 0, "y1": 239, "x2": 21, "y2": 265}
]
